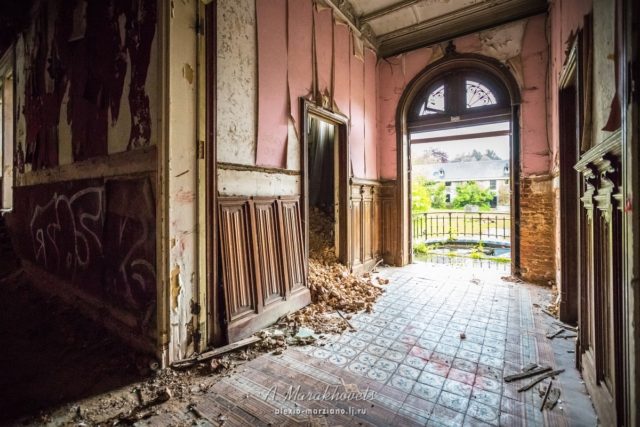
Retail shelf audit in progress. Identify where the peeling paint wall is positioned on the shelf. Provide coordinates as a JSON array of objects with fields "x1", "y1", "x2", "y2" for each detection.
[
  {"x1": 217, "y1": 0, "x2": 379, "y2": 199},
  {"x1": 167, "y1": 0, "x2": 198, "y2": 362},
  {"x1": 217, "y1": 0, "x2": 257, "y2": 166},
  {"x1": 13, "y1": 0, "x2": 158, "y2": 172},
  {"x1": 377, "y1": 15, "x2": 550, "y2": 178},
  {"x1": 5, "y1": 0, "x2": 160, "y2": 354}
]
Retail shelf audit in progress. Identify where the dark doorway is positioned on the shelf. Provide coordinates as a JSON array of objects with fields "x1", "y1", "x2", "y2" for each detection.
[{"x1": 301, "y1": 101, "x2": 350, "y2": 267}]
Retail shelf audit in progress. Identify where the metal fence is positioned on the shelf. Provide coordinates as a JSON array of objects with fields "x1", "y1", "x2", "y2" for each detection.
[{"x1": 412, "y1": 211, "x2": 511, "y2": 243}]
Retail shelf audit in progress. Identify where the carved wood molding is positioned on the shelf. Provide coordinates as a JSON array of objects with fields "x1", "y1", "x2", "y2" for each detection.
[{"x1": 575, "y1": 130, "x2": 622, "y2": 223}]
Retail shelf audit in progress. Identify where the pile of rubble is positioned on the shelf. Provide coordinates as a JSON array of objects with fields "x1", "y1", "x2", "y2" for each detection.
[{"x1": 292, "y1": 208, "x2": 388, "y2": 334}]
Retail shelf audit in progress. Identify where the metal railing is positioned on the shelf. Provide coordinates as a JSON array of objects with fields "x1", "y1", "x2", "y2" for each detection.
[{"x1": 412, "y1": 211, "x2": 511, "y2": 243}]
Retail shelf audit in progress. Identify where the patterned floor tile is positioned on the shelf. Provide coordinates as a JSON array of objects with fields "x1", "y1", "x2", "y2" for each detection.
[
  {"x1": 412, "y1": 382, "x2": 441, "y2": 402},
  {"x1": 389, "y1": 374, "x2": 416, "y2": 393},
  {"x1": 467, "y1": 401, "x2": 499, "y2": 425},
  {"x1": 367, "y1": 368, "x2": 391, "y2": 382},
  {"x1": 374, "y1": 358, "x2": 399, "y2": 373},
  {"x1": 397, "y1": 364, "x2": 421, "y2": 380},
  {"x1": 439, "y1": 390, "x2": 470, "y2": 412},
  {"x1": 418, "y1": 371, "x2": 447, "y2": 388},
  {"x1": 357, "y1": 352, "x2": 378, "y2": 366}
]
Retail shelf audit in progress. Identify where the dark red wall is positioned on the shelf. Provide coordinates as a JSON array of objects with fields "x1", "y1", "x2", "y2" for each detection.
[
  {"x1": 8, "y1": 176, "x2": 157, "y2": 328},
  {"x1": 20, "y1": 0, "x2": 156, "y2": 170}
]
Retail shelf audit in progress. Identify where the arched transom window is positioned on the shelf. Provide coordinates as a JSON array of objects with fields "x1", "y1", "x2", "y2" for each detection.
[{"x1": 409, "y1": 69, "x2": 510, "y2": 131}]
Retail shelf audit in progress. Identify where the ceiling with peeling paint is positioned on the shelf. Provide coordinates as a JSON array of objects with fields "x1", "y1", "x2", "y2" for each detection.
[{"x1": 330, "y1": 0, "x2": 547, "y2": 57}]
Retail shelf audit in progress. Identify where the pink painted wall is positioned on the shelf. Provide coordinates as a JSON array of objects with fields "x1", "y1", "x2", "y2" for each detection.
[
  {"x1": 255, "y1": 1, "x2": 378, "y2": 179},
  {"x1": 256, "y1": 0, "x2": 288, "y2": 168},
  {"x1": 376, "y1": 16, "x2": 550, "y2": 179}
]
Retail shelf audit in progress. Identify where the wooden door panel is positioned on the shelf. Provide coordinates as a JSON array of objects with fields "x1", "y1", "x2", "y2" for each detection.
[
  {"x1": 252, "y1": 199, "x2": 285, "y2": 306},
  {"x1": 362, "y1": 187, "x2": 373, "y2": 263},
  {"x1": 218, "y1": 199, "x2": 257, "y2": 323},
  {"x1": 219, "y1": 196, "x2": 310, "y2": 343},
  {"x1": 351, "y1": 200, "x2": 362, "y2": 267},
  {"x1": 278, "y1": 197, "x2": 306, "y2": 294},
  {"x1": 575, "y1": 136, "x2": 623, "y2": 427}
]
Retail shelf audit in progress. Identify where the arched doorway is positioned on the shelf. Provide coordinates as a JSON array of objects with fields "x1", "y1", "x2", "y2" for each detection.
[{"x1": 395, "y1": 53, "x2": 521, "y2": 274}]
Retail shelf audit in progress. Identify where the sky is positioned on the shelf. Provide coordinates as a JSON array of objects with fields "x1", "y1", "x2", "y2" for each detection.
[{"x1": 410, "y1": 122, "x2": 510, "y2": 161}]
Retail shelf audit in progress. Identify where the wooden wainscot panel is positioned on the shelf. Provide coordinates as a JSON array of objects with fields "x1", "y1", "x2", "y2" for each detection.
[
  {"x1": 277, "y1": 197, "x2": 307, "y2": 295},
  {"x1": 251, "y1": 198, "x2": 285, "y2": 307},
  {"x1": 379, "y1": 181, "x2": 397, "y2": 265},
  {"x1": 219, "y1": 195, "x2": 310, "y2": 343},
  {"x1": 372, "y1": 185, "x2": 381, "y2": 259},
  {"x1": 350, "y1": 178, "x2": 384, "y2": 273},
  {"x1": 350, "y1": 184, "x2": 363, "y2": 270},
  {"x1": 218, "y1": 198, "x2": 257, "y2": 327},
  {"x1": 363, "y1": 186, "x2": 374, "y2": 263}
]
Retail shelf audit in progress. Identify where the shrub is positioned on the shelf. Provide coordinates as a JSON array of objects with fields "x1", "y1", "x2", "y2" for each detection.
[{"x1": 452, "y1": 181, "x2": 495, "y2": 209}]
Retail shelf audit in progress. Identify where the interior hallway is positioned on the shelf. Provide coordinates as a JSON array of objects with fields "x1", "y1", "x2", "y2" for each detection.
[{"x1": 144, "y1": 263, "x2": 596, "y2": 426}]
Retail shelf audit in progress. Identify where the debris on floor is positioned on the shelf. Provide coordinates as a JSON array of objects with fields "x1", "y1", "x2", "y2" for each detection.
[
  {"x1": 543, "y1": 288, "x2": 560, "y2": 317},
  {"x1": 504, "y1": 365, "x2": 552, "y2": 382},
  {"x1": 295, "y1": 208, "x2": 386, "y2": 334},
  {"x1": 539, "y1": 380, "x2": 562, "y2": 411},
  {"x1": 518, "y1": 369, "x2": 565, "y2": 392},
  {"x1": 501, "y1": 275, "x2": 524, "y2": 283},
  {"x1": 546, "y1": 322, "x2": 579, "y2": 340}
]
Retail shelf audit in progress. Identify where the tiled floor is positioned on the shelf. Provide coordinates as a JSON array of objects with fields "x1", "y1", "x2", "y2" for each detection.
[{"x1": 148, "y1": 262, "x2": 597, "y2": 426}]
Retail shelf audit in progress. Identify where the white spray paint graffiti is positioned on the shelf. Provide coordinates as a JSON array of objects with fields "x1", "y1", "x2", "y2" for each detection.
[{"x1": 30, "y1": 187, "x2": 104, "y2": 278}]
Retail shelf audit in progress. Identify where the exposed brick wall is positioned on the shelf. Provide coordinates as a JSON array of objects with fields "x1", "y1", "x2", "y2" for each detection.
[{"x1": 519, "y1": 176, "x2": 556, "y2": 285}]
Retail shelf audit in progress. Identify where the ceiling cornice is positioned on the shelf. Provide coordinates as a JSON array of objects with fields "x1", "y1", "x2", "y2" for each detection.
[
  {"x1": 360, "y1": 0, "x2": 421, "y2": 24},
  {"x1": 377, "y1": 0, "x2": 548, "y2": 57},
  {"x1": 323, "y1": 0, "x2": 379, "y2": 51}
]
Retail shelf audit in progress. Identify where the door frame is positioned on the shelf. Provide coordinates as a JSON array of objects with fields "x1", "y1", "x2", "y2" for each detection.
[
  {"x1": 300, "y1": 99, "x2": 350, "y2": 268},
  {"x1": 201, "y1": 0, "x2": 221, "y2": 347},
  {"x1": 395, "y1": 53, "x2": 522, "y2": 271},
  {"x1": 558, "y1": 40, "x2": 581, "y2": 326}
]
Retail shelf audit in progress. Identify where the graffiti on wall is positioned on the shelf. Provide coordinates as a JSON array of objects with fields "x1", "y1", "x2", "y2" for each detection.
[
  {"x1": 30, "y1": 186, "x2": 105, "y2": 282},
  {"x1": 21, "y1": 0, "x2": 157, "y2": 169},
  {"x1": 11, "y1": 177, "x2": 156, "y2": 317}
]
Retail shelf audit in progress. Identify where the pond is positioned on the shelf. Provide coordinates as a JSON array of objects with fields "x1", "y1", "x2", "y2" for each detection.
[{"x1": 414, "y1": 246, "x2": 511, "y2": 272}]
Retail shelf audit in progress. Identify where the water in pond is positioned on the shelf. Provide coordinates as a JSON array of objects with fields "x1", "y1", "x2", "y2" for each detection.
[{"x1": 414, "y1": 246, "x2": 511, "y2": 272}]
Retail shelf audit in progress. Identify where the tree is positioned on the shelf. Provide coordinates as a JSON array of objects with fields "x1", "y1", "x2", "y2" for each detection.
[
  {"x1": 430, "y1": 148, "x2": 449, "y2": 163},
  {"x1": 451, "y1": 181, "x2": 495, "y2": 209},
  {"x1": 484, "y1": 149, "x2": 501, "y2": 160},
  {"x1": 412, "y1": 178, "x2": 449, "y2": 212},
  {"x1": 426, "y1": 181, "x2": 447, "y2": 208},
  {"x1": 451, "y1": 149, "x2": 502, "y2": 162},
  {"x1": 411, "y1": 178, "x2": 432, "y2": 212}
]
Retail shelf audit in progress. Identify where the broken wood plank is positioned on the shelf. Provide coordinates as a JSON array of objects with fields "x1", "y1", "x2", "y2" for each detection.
[
  {"x1": 523, "y1": 363, "x2": 539, "y2": 372},
  {"x1": 540, "y1": 380, "x2": 553, "y2": 411},
  {"x1": 518, "y1": 369, "x2": 565, "y2": 392},
  {"x1": 560, "y1": 333, "x2": 578, "y2": 339},
  {"x1": 171, "y1": 336, "x2": 262, "y2": 369},
  {"x1": 553, "y1": 321, "x2": 578, "y2": 332},
  {"x1": 196, "y1": 337, "x2": 262, "y2": 362},
  {"x1": 504, "y1": 366, "x2": 552, "y2": 382},
  {"x1": 546, "y1": 329, "x2": 564, "y2": 339},
  {"x1": 545, "y1": 387, "x2": 561, "y2": 410},
  {"x1": 336, "y1": 310, "x2": 357, "y2": 331}
]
